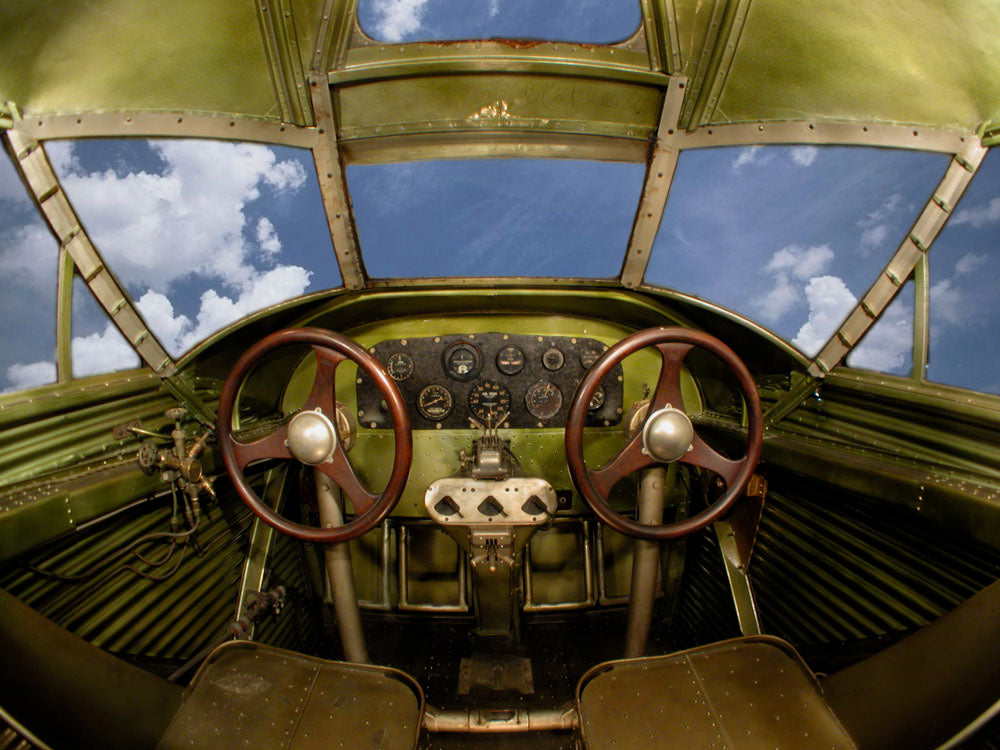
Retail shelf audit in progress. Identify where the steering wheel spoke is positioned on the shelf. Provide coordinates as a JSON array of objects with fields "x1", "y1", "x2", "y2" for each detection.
[
  {"x1": 316, "y1": 446, "x2": 379, "y2": 515},
  {"x1": 650, "y1": 342, "x2": 693, "y2": 413},
  {"x1": 588, "y1": 433, "x2": 656, "y2": 496},
  {"x1": 301, "y1": 346, "x2": 348, "y2": 415},
  {"x1": 229, "y1": 426, "x2": 293, "y2": 472},
  {"x1": 681, "y1": 434, "x2": 742, "y2": 488}
]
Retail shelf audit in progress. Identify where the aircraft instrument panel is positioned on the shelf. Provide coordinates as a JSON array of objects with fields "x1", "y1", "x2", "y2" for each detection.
[{"x1": 355, "y1": 333, "x2": 624, "y2": 429}]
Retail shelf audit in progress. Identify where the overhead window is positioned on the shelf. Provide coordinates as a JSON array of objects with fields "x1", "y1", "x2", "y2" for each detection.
[
  {"x1": 925, "y1": 150, "x2": 1000, "y2": 395},
  {"x1": 0, "y1": 147, "x2": 59, "y2": 393},
  {"x1": 645, "y1": 145, "x2": 948, "y2": 373},
  {"x1": 348, "y1": 158, "x2": 644, "y2": 279},
  {"x1": 358, "y1": 0, "x2": 641, "y2": 45},
  {"x1": 50, "y1": 139, "x2": 341, "y2": 363}
]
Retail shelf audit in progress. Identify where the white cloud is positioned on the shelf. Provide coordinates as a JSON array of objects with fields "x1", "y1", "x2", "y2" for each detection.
[
  {"x1": 0, "y1": 222, "x2": 58, "y2": 291},
  {"x1": 792, "y1": 275, "x2": 856, "y2": 356},
  {"x1": 488, "y1": 0, "x2": 500, "y2": 18},
  {"x1": 256, "y1": 217, "x2": 281, "y2": 254},
  {"x1": 72, "y1": 324, "x2": 140, "y2": 377},
  {"x1": 4, "y1": 361, "x2": 56, "y2": 392},
  {"x1": 54, "y1": 140, "x2": 305, "y2": 294},
  {"x1": 859, "y1": 224, "x2": 889, "y2": 254},
  {"x1": 953, "y1": 197, "x2": 1000, "y2": 228},
  {"x1": 765, "y1": 244, "x2": 833, "y2": 279},
  {"x1": 789, "y1": 146, "x2": 818, "y2": 167},
  {"x1": 955, "y1": 252, "x2": 988, "y2": 276},
  {"x1": 930, "y1": 278, "x2": 965, "y2": 327},
  {"x1": 859, "y1": 192, "x2": 902, "y2": 228},
  {"x1": 758, "y1": 274, "x2": 800, "y2": 323},
  {"x1": 758, "y1": 244, "x2": 835, "y2": 324},
  {"x1": 371, "y1": 0, "x2": 431, "y2": 41},
  {"x1": 731, "y1": 146, "x2": 771, "y2": 172},
  {"x1": 132, "y1": 265, "x2": 311, "y2": 356}
]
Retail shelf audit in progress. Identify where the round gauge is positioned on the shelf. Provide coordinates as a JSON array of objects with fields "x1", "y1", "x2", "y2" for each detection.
[
  {"x1": 417, "y1": 384, "x2": 454, "y2": 421},
  {"x1": 496, "y1": 345, "x2": 525, "y2": 375},
  {"x1": 580, "y1": 347, "x2": 603, "y2": 370},
  {"x1": 468, "y1": 380, "x2": 512, "y2": 423},
  {"x1": 588, "y1": 385, "x2": 606, "y2": 411},
  {"x1": 525, "y1": 380, "x2": 563, "y2": 421},
  {"x1": 442, "y1": 341, "x2": 482, "y2": 381},
  {"x1": 542, "y1": 347, "x2": 565, "y2": 371},
  {"x1": 386, "y1": 352, "x2": 414, "y2": 381}
]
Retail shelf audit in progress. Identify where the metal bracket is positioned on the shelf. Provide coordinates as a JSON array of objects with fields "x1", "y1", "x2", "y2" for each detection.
[
  {"x1": 308, "y1": 75, "x2": 367, "y2": 289},
  {"x1": 714, "y1": 474, "x2": 766, "y2": 637},
  {"x1": 620, "y1": 75, "x2": 687, "y2": 288},
  {"x1": 812, "y1": 141, "x2": 988, "y2": 375}
]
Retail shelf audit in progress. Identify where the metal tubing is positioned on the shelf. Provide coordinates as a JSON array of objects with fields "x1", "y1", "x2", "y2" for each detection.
[
  {"x1": 423, "y1": 705, "x2": 578, "y2": 733},
  {"x1": 623, "y1": 466, "x2": 667, "y2": 658},
  {"x1": 315, "y1": 468, "x2": 369, "y2": 663}
]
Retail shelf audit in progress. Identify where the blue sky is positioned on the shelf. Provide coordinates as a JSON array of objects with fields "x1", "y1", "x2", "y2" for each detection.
[
  {"x1": 3, "y1": 139, "x2": 997, "y2": 394},
  {"x1": 358, "y1": 0, "x2": 640, "y2": 44}
]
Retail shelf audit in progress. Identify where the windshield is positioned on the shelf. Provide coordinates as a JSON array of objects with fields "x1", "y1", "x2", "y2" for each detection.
[
  {"x1": 50, "y1": 139, "x2": 341, "y2": 362},
  {"x1": 349, "y1": 158, "x2": 644, "y2": 279},
  {"x1": 645, "y1": 145, "x2": 949, "y2": 374}
]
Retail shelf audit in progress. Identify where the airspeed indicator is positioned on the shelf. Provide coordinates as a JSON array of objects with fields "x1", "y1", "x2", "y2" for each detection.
[{"x1": 468, "y1": 380, "x2": 511, "y2": 423}]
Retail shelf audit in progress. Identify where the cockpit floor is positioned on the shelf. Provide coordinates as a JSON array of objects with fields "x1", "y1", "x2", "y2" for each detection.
[{"x1": 360, "y1": 609, "x2": 674, "y2": 748}]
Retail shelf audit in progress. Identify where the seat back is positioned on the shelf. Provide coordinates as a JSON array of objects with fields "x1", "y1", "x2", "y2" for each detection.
[{"x1": 0, "y1": 587, "x2": 183, "y2": 748}]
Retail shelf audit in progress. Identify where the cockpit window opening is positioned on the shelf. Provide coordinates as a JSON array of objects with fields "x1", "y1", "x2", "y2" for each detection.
[
  {"x1": 356, "y1": 0, "x2": 642, "y2": 46},
  {"x1": 347, "y1": 158, "x2": 645, "y2": 279},
  {"x1": 643, "y1": 145, "x2": 949, "y2": 367},
  {"x1": 925, "y1": 149, "x2": 1000, "y2": 395},
  {"x1": 0, "y1": 145, "x2": 59, "y2": 393},
  {"x1": 70, "y1": 277, "x2": 140, "y2": 378},
  {"x1": 48, "y1": 139, "x2": 342, "y2": 364}
]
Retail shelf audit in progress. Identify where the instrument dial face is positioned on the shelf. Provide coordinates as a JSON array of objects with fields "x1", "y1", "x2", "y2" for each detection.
[
  {"x1": 496, "y1": 345, "x2": 525, "y2": 375},
  {"x1": 442, "y1": 341, "x2": 482, "y2": 381},
  {"x1": 468, "y1": 380, "x2": 512, "y2": 423},
  {"x1": 386, "y1": 352, "x2": 414, "y2": 381},
  {"x1": 542, "y1": 346, "x2": 565, "y2": 371},
  {"x1": 416, "y1": 384, "x2": 454, "y2": 421},
  {"x1": 588, "y1": 385, "x2": 606, "y2": 411},
  {"x1": 525, "y1": 380, "x2": 563, "y2": 421},
  {"x1": 580, "y1": 347, "x2": 603, "y2": 370}
]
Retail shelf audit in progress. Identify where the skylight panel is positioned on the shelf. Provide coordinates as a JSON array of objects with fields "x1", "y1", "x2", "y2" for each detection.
[
  {"x1": 645, "y1": 145, "x2": 948, "y2": 370},
  {"x1": 50, "y1": 139, "x2": 341, "y2": 363},
  {"x1": 358, "y1": 0, "x2": 641, "y2": 45},
  {"x1": 347, "y1": 158, "x2": 644, "y2": 279}
]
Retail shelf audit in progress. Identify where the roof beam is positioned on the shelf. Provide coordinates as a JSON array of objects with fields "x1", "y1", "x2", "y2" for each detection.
[
  {"x1": 309, "y1": 76, "x2": 366, "y2": 289},
  {"x1": 255, "y1": 0, "x2": 312, "y2": 125},
  {"x1": 620, "y1": 75, "x2": 687, "y2": 288}
]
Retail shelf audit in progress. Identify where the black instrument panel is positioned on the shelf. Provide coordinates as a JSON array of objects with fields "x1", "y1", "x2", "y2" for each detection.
[{"x1": 355, "y1": 332, "x2": 624, "y2": 430}]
